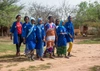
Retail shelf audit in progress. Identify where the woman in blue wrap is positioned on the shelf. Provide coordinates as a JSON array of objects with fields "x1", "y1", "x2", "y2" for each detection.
[
  {"x1": 57, "y1": 20, "x2": 67, "y2": 57},
  {"x1": 64, "y1": 16, "x2": 74, "y2": 57},
  {"x1": 10, "y1": 15, "x2": 23, "y2": 56},
  {"x1": 24, "y1": 17, "x2": 36, "y2": 60},
  {"x1": 36, "y1": 18, "x2": 45, "y2": 61}
]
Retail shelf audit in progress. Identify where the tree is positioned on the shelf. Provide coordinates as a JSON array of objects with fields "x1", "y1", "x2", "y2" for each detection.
[
  {"x1": 0, "y1": 0, "x2": 24, "y2": 36},
  {"x1": 74, "y1": 1, "x2": 100, "y2": 35},
  {"x1": 28, "y1": 2, "x2": 59, "y2": 22}
]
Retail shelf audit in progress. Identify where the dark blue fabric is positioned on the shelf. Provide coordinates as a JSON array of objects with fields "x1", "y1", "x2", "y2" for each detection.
[
  {"x1": 57, "y1": 26, "x2": 67, "y2": 47},
  {"x1": 10, "y1": 21, "x2": 23, "y2": 44},
  {"x1": 36, "y1": 24, "x2": 45, "y2": 49},
  {"x1": 25, "y1": 24, "x2": 37, "y2": 50},
  {"x1": 22, "y1": 22, "x2": 30, "y2": 37},
  {"x1": 64, "y1": 20, "x2": 74, "y2": 42}
]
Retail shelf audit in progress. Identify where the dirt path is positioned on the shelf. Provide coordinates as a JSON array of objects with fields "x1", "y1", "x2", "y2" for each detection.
[{"x1": 0, "y1": 43, "x2": 100, "y2": 71}]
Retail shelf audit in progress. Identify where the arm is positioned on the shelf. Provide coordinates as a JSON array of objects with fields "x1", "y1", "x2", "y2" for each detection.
[{"x1": 10, "y1": 22, "x2": 16, "y2": 40}]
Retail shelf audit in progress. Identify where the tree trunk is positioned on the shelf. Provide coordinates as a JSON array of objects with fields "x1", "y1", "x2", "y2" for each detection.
[{"x1": 1, "y1": 25, "x2": 4, "y2": 37}]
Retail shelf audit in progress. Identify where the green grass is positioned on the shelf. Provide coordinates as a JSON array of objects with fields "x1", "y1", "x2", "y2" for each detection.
[
  {"x1": 18, "y1": 63, "x2": 51, "y2": 71},
  {"x1": 0, "y1": 40, "x2": 24, "y2": 53},
  {"x1": 0, "y1": 64, "x2": 3, "y2": 70},
  {"x1": 90, "y1": 66, "x2": 100, "y2": 71},
  {"x1": 6, "y1": 63, "x2": 18, "y2": 68},
  {"x1": 78, "y1": 38, "x2": 100, "y2": 44}
]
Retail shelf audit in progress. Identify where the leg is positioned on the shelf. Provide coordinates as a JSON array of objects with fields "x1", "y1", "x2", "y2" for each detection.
[
  {"x1": 67, "y1": 42, "x2": 73, "y2": 56},
  {"x1": 36, "y1": 49, "x2": 39, "y2": 59},
  {"x1": 39, "y1": 47, "x2": 44, "y2": 61},
  {"x1": 16, "y1": 44, "x2": 19, "y2": 56},
  {"x1": 30, "y1": 50, "x2": 35, "y2": 61},
  {"x1": 53, "y1": 46, "x2": 56, "y2": 56}
]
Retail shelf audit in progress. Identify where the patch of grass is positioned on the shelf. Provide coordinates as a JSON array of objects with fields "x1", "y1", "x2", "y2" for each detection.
[
  {"x1": 47, "y1": 63, "x2": 52, "y2": 65},
  {"x1": 6, "y1": 63, "x2": 18, "y2": 68},
  {"x1": 38, "y1": 64, "x2": 51, "y2": 70},
  {"x1": 0, "y1": 39, "x2": 24, "y2": 53},
  {"x1": 8, "y1": 69, "x2": 12, "y2": 71},
  {"x1": 27, "y1": 66, "x2": 37, "y2": 71},
  {"x1": 18, "y1": 67, "x2": 26, "y2": 71},
  {"x1": 0, "y1": 64, "x2": 3, "y2": 70},
  {"x1": 78, "y1": 38, "x2": 100, "y2": 44},
  {"x1": 22, "y1": 63, "x2": 52, "y2": 71},
  {"x1": 90, "y1": 65, "x2": 100, "y2": 71}
]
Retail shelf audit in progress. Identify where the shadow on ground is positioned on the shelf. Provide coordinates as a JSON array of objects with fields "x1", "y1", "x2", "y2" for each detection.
[{"x1": 0, "y1": 54, "x2": 28, "y2": 62}]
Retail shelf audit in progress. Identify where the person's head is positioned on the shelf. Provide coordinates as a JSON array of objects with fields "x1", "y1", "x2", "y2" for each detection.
[
  {"x1": 38, "y1": 18, "x2": 43, "y2": 24},
  {"x1": 30, "y1": 17, "x2": 35, "y2": 24},
  {"x1": 16, "y1": 15, "x2": 21, "y2": 22},
  {"x1": 48, "y1": 16, "x2": 53, "y2": 23},
  {"x1": 24, "y1": 16, "x2": 29, "y2": 23},
  {"x1": 59, "y1": 20, "x2": 64, "y2": 26},
  {"x1": 68, "y1": 16, "x2": 72, "y2": 22},
  {"x1": 55, "y1": 19, "x2": 60, "y2": 26}
]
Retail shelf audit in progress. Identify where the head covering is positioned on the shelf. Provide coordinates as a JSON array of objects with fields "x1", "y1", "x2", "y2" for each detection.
[
  {"x1": 59, "y1": 20, "x2": 64, "y2": 27},
  {"x1": 68, "y1": 16, "x2": 71, "y2": 22},
  {"x1": 37, "y1": 18, "x2": 42, "y2": 24},
  {"x1": 30, "y1": 17, "x2": 35, "y2": 24},
  {"x1": 59, "y1": 20, "x2": 65, "y2": 29}
]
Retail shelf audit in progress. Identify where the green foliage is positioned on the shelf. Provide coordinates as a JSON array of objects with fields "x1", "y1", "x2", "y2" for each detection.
[
  {"x1": 78, "y1": 38, "x2": 100, "y2": 44},
  {"x1": 74, "y1": 1, "x2": 100, "y2": 27},
  {"x1": 0, "y1": 0, "x2": 24, "y2": 26}
]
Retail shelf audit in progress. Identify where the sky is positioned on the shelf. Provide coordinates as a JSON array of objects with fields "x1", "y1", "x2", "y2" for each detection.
[
  {"x1": 17, "y1": 0, "x2": 99, "y2": 18},
  {"x1": 18, "y1": 0, "x2": 99, "y2": 7}
]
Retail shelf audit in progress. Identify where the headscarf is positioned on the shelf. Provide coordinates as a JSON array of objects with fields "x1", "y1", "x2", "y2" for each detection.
[
  {"x1": 37, "y1": 18, "x2": 42, "y2": 24},
  {"x1": 27, "y1": 17, "x2": 35, "y2": 38},
  {"x1": 30, "y1": 17, "x2": 35, "y2": 25},
  {"x1": 68, "y1": 16, "x2": 71, "y2": 22},
  {"x1": 59, "y1": 20, "x2": 65, "y2": 29}
]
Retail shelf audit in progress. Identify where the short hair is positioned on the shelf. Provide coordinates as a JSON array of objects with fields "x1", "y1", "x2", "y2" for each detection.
[
  {"x1": 56, "y1": 19, "x2": 59, "y2": 22},
  {"x1": 48, "y1": 16, "x2": 52, "y2": 20},
  {"x1": 24, "y1": 16, "x2": 29, "y2": 21},
  {"x1": 16, "y1": 15, "x2": 21, "y2": 19}
]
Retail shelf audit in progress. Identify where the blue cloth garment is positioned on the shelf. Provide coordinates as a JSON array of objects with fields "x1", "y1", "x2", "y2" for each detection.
[
  {"x1": 64, "y1": 16, "x2": 74, "y2": 42},
  {"x1": 22, "y1": 22, "x2": 30, "y2": 38},
  {"x1": 36, "y1": 18, "x2": 45, "y2": 57},
  {"x1": 24, "y1": 17, "x2": 36, "y2": 50},
  {"x1": 57, "y1": 20, "x2": 67, "y2": 47},
  {"x1": 22, "y1": 22, "x2": 30, "y2": 54},
  {"x1": 10, "y1": 21, "x2": 23, "y2": 44}
]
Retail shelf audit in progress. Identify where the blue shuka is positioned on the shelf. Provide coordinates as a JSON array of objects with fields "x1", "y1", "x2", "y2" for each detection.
[
  {"x1": 22, "y1": 22, "x2": 30, "y2": 38},
  {"x1": 23, "y1": 17, "x2": 36, "y2": 51},
  {"x1": 25, "y1": 24, "x2": 37, "y2": 50},
  {"x1": 64, "y1": 16, "x2": 74, "y2": 42},
  {"x1": 10, "y1": 21, "x2": 23, "y2": 44},
  {"x1": 36, "y1": 24, "x2": 45, "y2": 49},
  {"x1": 36, "y1": 18, "x2": 45, "y2": 57},
  {"x1": 57, "y1": 21, "x2": 67, "y2": 47}
]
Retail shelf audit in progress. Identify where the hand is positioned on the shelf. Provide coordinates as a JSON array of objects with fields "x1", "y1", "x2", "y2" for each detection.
[
  {"x1": 61, "y1": 33, "x2": 65, "y2": 35},
  {"x1": 70, "y1": 35, "x2": 73, "y2": 38},
  {"x1": 43, "y1": 38, "x2": 45, "y2": 42},
  {"x1": 10, "y1": 36, "x2": 12, "y2": 40},
  {"x1": 23, "y1": 38, "x2": 26, "y2": 44},
  {"x1": 69, "y1": 34, "x2": 73, "y2": 38}
]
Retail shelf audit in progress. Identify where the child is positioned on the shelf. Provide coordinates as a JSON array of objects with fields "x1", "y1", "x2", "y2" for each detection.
[{"x1": 36, "y1": 18, "x2": 45, "y2": 61}]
